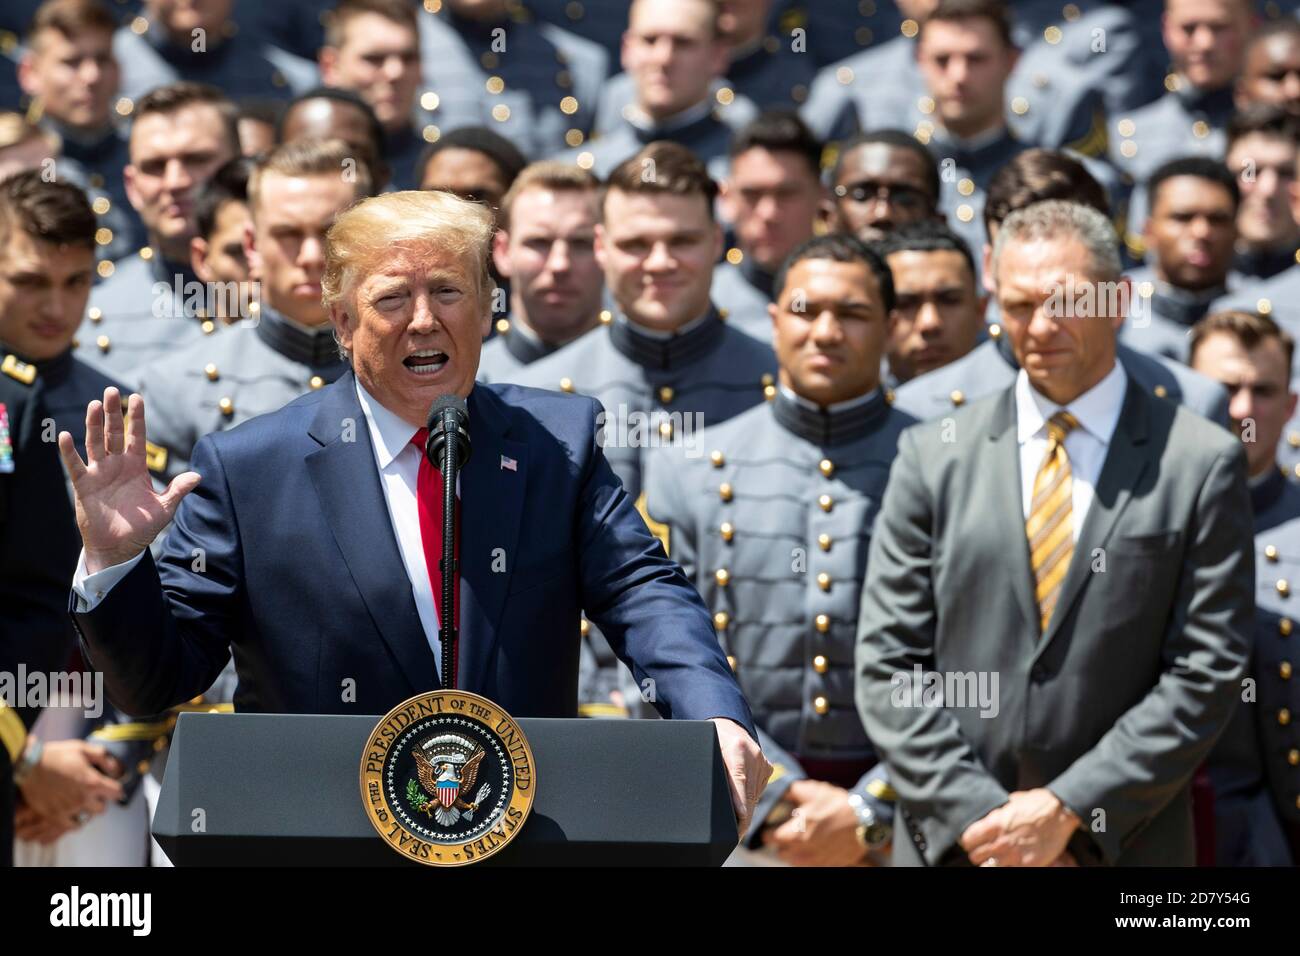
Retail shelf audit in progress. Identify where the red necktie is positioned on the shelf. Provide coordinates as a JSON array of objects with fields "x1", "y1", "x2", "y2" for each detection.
[{"x1": 410, "y1": 428, "x2": 460, "y2": 686}]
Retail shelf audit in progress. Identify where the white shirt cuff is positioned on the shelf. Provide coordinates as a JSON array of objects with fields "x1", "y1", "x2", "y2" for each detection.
[{"x1": 72, "y1": 549, "x2": 146, "y2": 612}]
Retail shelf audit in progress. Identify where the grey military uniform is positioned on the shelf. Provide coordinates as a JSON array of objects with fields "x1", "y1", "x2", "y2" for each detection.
[
  {"x1": 417, "y1": 5, "x2": 607, "y2": 159},
  {"x1": 1119, "y1": 264, "x2": 1232, "y2": 362},
  {"x1": 892, "y1": 325, "x2": 1231, "y2": 428},
  {"x1": 562, "y1": 100, "x2": 751, "y2": 182},
  {"x1": 112, "y1": 20, "x2": 317, "y2": 104},
  {"x1": 1109, "y1": 85, "x2": 1233, "y2": 256},
  {"x1": 513, "y1": 308, "x2": 776, "y2": 501},
  {"x1": 74, "y1": 248, "x2": 215, "y2": 381},
  {"x1": 591, "y1": 73, "x2": 758, "y2": 139},
  {"x1": 476, "y1": 315, "x2": 599, "y2": 385},
  {"x1": 1206, "y1": 467, "x2": 1300, "y2": 865},
  {"x1": 709, "y1": 260, "x2": 774, "y2": 344},
  {"x1": 132, "y1": 306, "x2": 348, "y2": 481}
]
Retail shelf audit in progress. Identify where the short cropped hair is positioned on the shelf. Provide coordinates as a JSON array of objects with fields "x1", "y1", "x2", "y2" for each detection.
[
  {"x1": 322, "y1": 189, "x2": 496, "y2": 323},
  {"x1": 0, "y1": 169, "x2": 97, "y2": 250},
  {"x1": 323, "y1": 0, "x2": 418, "y2": 48},
  {"x1": 195, "y1": 156, "x2": 253, "y2": 239},
  {"x1": 832, "y1": 129, "x2": 941, "y2": 205},
  {"x1": 1226, "y1": 104, "x2": 1299, "y2": 153},
  {"x1": 25, "y1": 0, "x2": 116, "y2": 46},
  {"x1": 498, "y1": 160, "x2": 599, "y2": 231},
  {"x1": 773, "y1": 233, "x2": 896, "y2": 314},
  {"x1": 247, "y1": 137, "x2": 374, "y2": 214},
  {"x1": 1190, "y1": 309, "x2": 1296, "y2": 374},
  {"x1": 132, "y1": 82, "x2": 240, "y2": 158},
  {"x1": 419, "y1": 126, "x2": 528, "y2": 190},
  {"x1": 729, "y1": 110, "x2": 823, "y2": 179},
  {"x1": 984, "y1": 148, "x2": 1110, "y2": 235},
  {"x1": 1148, "y1": 156, "x2": 1241, "y2": 213},
  {"x1": 879, "y1": 219, "x2": 977, "y2": 281},
  {"x1": 921, "y1": 0, "x2": 1015, "y2": 49},
  {"x1": 602, "y1": 140, "x2": 719, "y2": 219},
  {"x1": 991, "y1": 199, "x2": 1121, "y2": 283}
]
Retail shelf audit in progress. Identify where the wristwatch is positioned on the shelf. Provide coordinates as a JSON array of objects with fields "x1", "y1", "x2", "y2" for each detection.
[
  {"x1": 12, "y1": 738, "x2": 43, "y2": 786},
  {"x1": 847, "y1": 792, "x2": 892, "y2": 850}
]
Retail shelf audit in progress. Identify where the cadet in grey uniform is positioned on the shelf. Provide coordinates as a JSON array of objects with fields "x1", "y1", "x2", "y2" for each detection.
[
  {"x1": 1189, "y1": 309, "x2": 1300, "y2": 865},
  {"x1": 479, "y1": 160, "x2": 605, "y2": 383},
  {"x1": 1226, "y1": 106, "x2": 1300, "y2": 282},
  {"x1": 565, "y1": 0, "x2": 747, "y2": 181},
  {"x1": 112, "y1": 0, "x2": 317, "y2": 104},
  {"x1": 1120, "y1": 158, "x2": 1241, "y2": 362},
  {"x1": 1236, "y1": 16, "x2": 1300, "y2": 121},
  {"x1": 1108, "y1": 0, "x2": 1256, "y2": 253},
  {"x1": 417, "y1": 0, "x2": 607, "y2": 159},
  {"x1": 74, "y1": 82, "x2": 241, "y2": 380},
  {"x1": 646, "y1": 234, "x2": 909, "y2": 865},
  {"x1": 711, "y1": 111, "x2": 825, "y2": 344},
  {"x1": 133, "y1": 137, "x2": 372, "y2": 480},
  {"x1": 800, "y1": 1, "x2": 1133, "y2": 155}
]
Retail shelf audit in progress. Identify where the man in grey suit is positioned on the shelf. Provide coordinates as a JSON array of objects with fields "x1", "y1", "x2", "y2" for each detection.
[{"x1": 856, "y1": 200, "x2": 1254, "y2": 866}]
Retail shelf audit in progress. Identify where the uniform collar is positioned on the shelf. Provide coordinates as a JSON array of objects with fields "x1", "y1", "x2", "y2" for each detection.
[
  {"x1": 625, "y1": 99, "x2": 717, "y2": 141},
  {"x1": 255, "y1": 305, "x2": 347, "y2": 367},
  {"x1": 772, "y1": 383, "x2": 890, "y2": 446},
  {"x1": 1172, "y1": 81, "x2": 1235, "y2": 119},
  {"x1": 1015, "y1": 361, "x2": 1127, "y2": 447},
  {"x1": 738, "y1": 256, "x2": 776, "y2": 299},
  {"x1": 1150, "y1": 278, "x2": 1226, "y2": 327},
  {"x1": 1, "y1": 344, "x2": 74, "y2": 384},
  {"x1": 1252, "y1": 465, "x2": 1289, "y2": 514},
  {"x1": 608, "y1": 307, "x2": 725, "y2": 369},
  {"x1": 498, "y1": 318, "x2": 561, "y2": 365},
  {"x1": 929, "y1": 124, "x2": 1019, "y2": 169},
  {"x1": 1235, "y1": 244, "x2": 1298, "y2": 281},
  {"x1": 38, "y1": 118, "x2": 120, "y2": 158}
]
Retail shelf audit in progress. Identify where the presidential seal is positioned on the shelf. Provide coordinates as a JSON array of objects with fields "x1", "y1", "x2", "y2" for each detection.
[{"x1": 360, "y1": 690, "x2": 535, "y2": 866}]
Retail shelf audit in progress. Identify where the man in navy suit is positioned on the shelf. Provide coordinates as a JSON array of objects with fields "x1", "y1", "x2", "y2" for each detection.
[{"x1": 59, "y1": 188, "x2": 770, "y2": 833}]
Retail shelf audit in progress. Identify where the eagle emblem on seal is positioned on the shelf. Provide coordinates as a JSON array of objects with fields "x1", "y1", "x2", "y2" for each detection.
[{"x1": 411, "y1": 733, "x2": 493, "y2": 827}]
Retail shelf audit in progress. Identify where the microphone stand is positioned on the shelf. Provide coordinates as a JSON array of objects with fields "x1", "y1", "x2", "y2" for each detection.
[{"x1": 438, "y1": 406, "x2": 459, "y2": 689}]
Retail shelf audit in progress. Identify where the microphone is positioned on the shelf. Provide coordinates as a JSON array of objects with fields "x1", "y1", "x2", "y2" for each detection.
[{"x1": 423, "y1": 395, "x2": 471, "y2": 689}]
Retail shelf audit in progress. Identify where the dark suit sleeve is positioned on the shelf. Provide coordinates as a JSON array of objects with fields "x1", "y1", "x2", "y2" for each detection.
[
  {"x1": 1048, "y1": 445, "x2": 1253, "y2": 863},
  {"x1": 855, "y1": 428, "x2": 1010, "y2": 864},
  {"x1": 71, "y1": 435, "x2": 238, "y2": 716},
  {"x1": 575, "y1": 400, "x2": 757, "y2": 739}
]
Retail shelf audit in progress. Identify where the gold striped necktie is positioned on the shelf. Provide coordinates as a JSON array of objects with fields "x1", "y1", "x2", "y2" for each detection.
[{"x1": 1027, "y1": 410, "x2": 1081, "y2": 634}]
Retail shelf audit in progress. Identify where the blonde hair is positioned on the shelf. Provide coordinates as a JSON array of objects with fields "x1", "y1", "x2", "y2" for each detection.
[
  {"x1": 321, "y1": 189, "x2": 496, "y2": 315},
  {"x1": 498, "y1": 160, "x2": 598, "y2": 231},
  {"x1": 247, "y1": 137, "x2": 374, "y2": 214}
]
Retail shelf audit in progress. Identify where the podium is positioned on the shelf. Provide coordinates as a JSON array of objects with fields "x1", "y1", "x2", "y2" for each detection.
[{"x1": 153, "y1": 713, "x2": 739, "y2": 866}]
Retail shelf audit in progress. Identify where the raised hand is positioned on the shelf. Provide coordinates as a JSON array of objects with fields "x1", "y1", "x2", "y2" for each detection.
[{"x1": 57, "y1": 387, "x2": 201, "y2": 574}]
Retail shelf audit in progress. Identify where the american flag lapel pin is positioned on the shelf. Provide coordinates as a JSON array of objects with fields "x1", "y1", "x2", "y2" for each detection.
[{"x1": 500, "y1": 454, "x2": 517, "y2": 472}]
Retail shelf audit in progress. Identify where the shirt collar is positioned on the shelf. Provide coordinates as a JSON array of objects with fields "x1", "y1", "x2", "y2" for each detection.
[
  {"x1": 356, "y1": 377, "x2": 421, "y2": 470},
  {"x1": 1015, "y1": 361, "x2": 1127, "y2": 446}
]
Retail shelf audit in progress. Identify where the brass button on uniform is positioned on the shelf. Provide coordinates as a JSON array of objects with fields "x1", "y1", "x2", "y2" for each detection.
[
  {"x1": 713, "y1": 611, "x2": 729, "y2": 630},
  {"x1": 710, "y1": 449, "x2": 724, "y2": 467},
  {"x1": 559, "y1": 377, "x2": 574, "y2": 392},
  {"x1": 495, "y1": 318, "x2": 510, "y2": 334},
  {"x1": 1267, "y1": 545, "x2": 1279, "y2": 561},
  {"x1": 818, "y1": 494, "x2": 834, "y2": 512},
  {"x1": 1281, "y1": 660, "x2": 1293, "y2": 680},
  {"x1": 1192, "y1": 120, "x2": 1209, "y2": 139},
  {"x1": 761, "y1": 373, "x2": 774, "y2": 387},
  {"x1": 201, "y1": 320, "x2": 215, "y2": 335},
  {"x1": 580, "y1": 618, "x2": 589, "y2": 637},
  {"x1": 719, "y1": 482, "x2": 733, "y2": 502},
  {"x1": 1279, "y1": 708, "x2": 1291, "y2": 726},
  {"x1": 715, "y1": 568, "x2": 730, "y2": 587},
  {"x1": 719, "y1": 521, "x2": 734, "y2": 542},
  {"x1": 1289, "y1": 431, "x2": 1300, "y2": 449},
  {"x1": 950, "y1": 390, "x2": 965, "y2": 406},
  {"x1": 818, "y1": 533, "x2": 831, "y2": 552},
  {"x1": 309, "y1": 376, "x2": 325, "y2": 390},
  {"x1": 1153, "y1": 385, "x2": 1168, "y2": 398},
  {"x1": 813, "y1": 654, "x2": 828, "y2": 674},
  {"x1": 598, "y1": 309, "x2": 612, "y2": 324},
  {"x1": 727, "y1": 655, "x2": 737, "y2": 672},
  {"x1": 1289, "y1": 749, "x2": 1300, "y2": 766},
  {"x1": 658, "y1": 420, "x2": 673, "y2": 440},
  {"x1": 96, "y1": 335, "x2": 110, "y2": 352},
  {"x1": 1282, "y1": 617, "x2": 1294, "y2": 636},
  {"x1": 659, "y1": 386, "x2": 674, "y2": 403},
  {"x1": 204, "y1": 363, "x2": 219, "y2": 381},
  {"x1": 1279, "y1": 579, "x2": 1291, "y2": 596},
  {"x1": 813, "y1": 696, "x2": 829, "y2": 715},
  {"x1": 763, "y1": 384, "x2": 776, "y2": 401},
  {"x1": 815, "y1": 613, "x2": 830, "y2": 633},
  {"x1": 817, "y1": 572, "x2": 831, "y2": 592},
  {"x1": 819, "y1": 458, "x2": 834, "y2": 477},
  {"x1": 88, "y1": 307, "x2": 102, "y2": 323},
  {"x1": 218, "y1": 397, "x2": 234, "y2": 416}
]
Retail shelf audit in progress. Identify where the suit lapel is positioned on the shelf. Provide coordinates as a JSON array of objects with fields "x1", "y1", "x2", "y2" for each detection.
[
  {"x1": 1037, "y1": 377, "x2": 1152, "y2": 652},
  {"x1": 305, "y1": 372, "x2": 436, "y2": 693},
  {"x1": 986, "y1": 388, "x2": 1042, "y2": 641},
  {"x1": 457, "y1": 385, "x2": 527, "y2": 693}
]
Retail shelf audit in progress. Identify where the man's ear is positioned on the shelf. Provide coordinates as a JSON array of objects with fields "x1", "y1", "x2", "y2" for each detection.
[
  {"x1": 318, "y1": 46, "x2": 339, "y2": 84},
  {"x1": 1287, "y1": 389, "x2": 1298, "y2": 424},
  {"x1": 1111, "y1": 275, "x2": 1132, "y2": 333},
  {"x1": 711, "y1": 221, "x2": 725, "y2": 261},
  {"x1": 492, "y1": 229, "x2": 513, "y2": 279},
  {"x1": 719, "y1": 178, "x2": 738, "y2": 224},
  {"x1": 242, "y1": 221, "x2": 261, "y2": 281},
  {"x1": 16, "y1": 52, "x2": 38, "y2": 97},
  {"x1": 981, "y1": 243, "x2": 995, "y2": 296},
  {"x1": 123, "y1": 164, "x2": 144, "y2": 215},
  {"x1": 329, "y1": 300, "x2": 353, "y2": 351},
  {"x1": 594, "y1": 222, "x2": 609, "y2": 272},
  {"x1": 190, "y1": 236, "x2": 212, "y2": 283}
]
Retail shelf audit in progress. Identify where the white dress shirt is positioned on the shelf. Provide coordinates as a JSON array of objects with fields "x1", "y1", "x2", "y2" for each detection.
[
  {"x1": 73, "y1": 379, "x2": 453, "y2": 675},
  {"x1": 1015, "y1": 362, "x2": 1128, "y2": 540}
]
